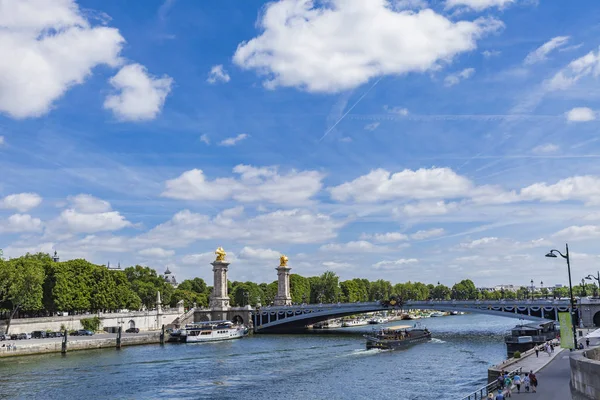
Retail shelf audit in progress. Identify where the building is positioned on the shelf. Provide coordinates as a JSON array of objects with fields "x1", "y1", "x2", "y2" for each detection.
[
  {"x1": 162, "y1": 267, "x2": 178, "y2": 288},
  {"x1": 493, "y1": 284, "x2": 518, "y2": 292}
]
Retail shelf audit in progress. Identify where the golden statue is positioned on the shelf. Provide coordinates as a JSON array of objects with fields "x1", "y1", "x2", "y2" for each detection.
[
  {"x1": 279, "y1": 254, "x2": 288, "y2": 267},
  {"x1": 215, "y1": 247, "x2": 226, "y2": 262}
]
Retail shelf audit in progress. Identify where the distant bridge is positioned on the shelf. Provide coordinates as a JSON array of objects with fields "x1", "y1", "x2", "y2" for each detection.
[{"x1": 251, "y1": 299, "x2": 573, "y2": 333}]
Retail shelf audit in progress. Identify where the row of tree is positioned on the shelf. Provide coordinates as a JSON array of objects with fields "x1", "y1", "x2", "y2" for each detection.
[{"x1": 1, "y1": 251, "x2": 596, "y2": 332}]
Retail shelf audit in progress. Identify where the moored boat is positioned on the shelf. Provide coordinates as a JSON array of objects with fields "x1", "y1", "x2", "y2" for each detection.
[
  {"x1": 364, "y1": 324, "x2": 431, "y2": 350},
  {"x1": 171, "y1": 320, "x2": 248, "y2": 343},
  {"x1": 313, "y1": 319, "x2": 342, "y2": 329},
  {"x1": 342, "y1": 318, "x2": 369, "y2": 327},
  {"x1": 430, "y1": 312, "x2": 446, "y2": 317},
  {"x1": 368, "y1": 317, "x2": 389, "y2": 324}
]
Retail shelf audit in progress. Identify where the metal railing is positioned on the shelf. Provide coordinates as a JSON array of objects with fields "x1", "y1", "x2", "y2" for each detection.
[{"x1": 461, "y1": 367, "x2": 522, "y2": 400}]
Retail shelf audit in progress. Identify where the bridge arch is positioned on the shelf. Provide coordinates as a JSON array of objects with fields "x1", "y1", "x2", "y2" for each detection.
[
  {"x1": 594, "y1": 311, "x2": 600, "y2": 327},
  {"x1": 128, "y1": 320, "x2": 135, "y2": 329}
]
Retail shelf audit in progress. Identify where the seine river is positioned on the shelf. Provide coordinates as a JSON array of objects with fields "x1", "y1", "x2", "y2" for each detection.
[{"x1": 0, "y1": 314, "x2": 520, "y2": 400}]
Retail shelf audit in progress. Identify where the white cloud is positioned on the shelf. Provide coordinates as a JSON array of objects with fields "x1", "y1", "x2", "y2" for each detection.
[
  {"x1": 547, "y1": 48, "x2": 600, "y2": 91},
  {"x1": 0, "y1": 0, "x2": 125, "y2": 119},
  {"x1": 364, "y1": 122, "x2": 380, "y2": 131},
  {"x1": 482, "y1": 50, "x2": 501, "y2": 58},
  {"x1": 320, "y1": 240, "x2": 383, "y2": 253},
  {"x1": 56, "y1": 209, "x2": 131, "y2": 233},
  {"x1": 372, "y1": 258, "x2": 418, "y2": 270},
  {"x1": 207, "y1": 64, "x2": 231, "y2": 84},
  {"x1": 138, "y1": 247, "x2": 175, "y2": 258},
  {"x1": 520, "y1": 176, "x2": 600, "y2": 205},
  {"x1": 162, "y1": 164, "x2": 323, "y2": 206},
  {"x1": 1, "y1": 193, "x2": 42, "y2": 212},
  {"x1": 362, "y1": 232, "x2": 409, "y2": 243},
  {"x1": 104, "y1": 63, "x2": 173, "y2": 121},
  {"x1": 384, "y1": 106, "x2": 409, "y2": 116},
  {"x1": 411, "y1": 228, "x2": 445, "y2": 240},
  {"x1": 0, "y1": 136, "x2": 4, "y2": 146},
  {"x1": 401, "y1": 201, "x2": 458, "y2": 217},
  {"x1": 200, "y1": 134, "x2": 210, "y2": 145},
  {"x1": 469, "y1": 185, "x2": 519, "y2": 205},
  {"x1": 532, "y1": 143, "x2": 559, "y2": 154},
  {"x1": 444, "y1": 68, "x2": 475, "y2": 87},
  {"x1": 219, "y1": 133, "x2": 249, "y2": 146},
  {"x1": 233, "y1": 0, "x2": 502, "y2": 92},
  {"x1": 330, "y1": 167, "x2": 472, "y2": 203},
  {"x1": 238, "y1": 246, "x2": 281, "y2": 261},
  {"x1": 445, "y1": 0, "x2": 515, "y2": 11},
  {"x1": 322, "y1": 261, "x2": 351, "y2": 269},
  {"x1": 566, "y1": 107, "x2": 596, "y2": 122},
  {"x1": 553, "y1": 225, "x2": 600, "y2": 240},
  {"x1": 181, "y1": 252, "x2": 217, "y2": 265},
  {"x1": 138, "y1": 208, "x2": 343, "y2": 247},
  {"x1": 524, "y1": 36, "x2": 570, "y2": 65},
  {"x1": 67, "y1": 194, "x2": 111, "y2": 213},
  {"x1": 460, "y1": 236, "x2": 499, "y2": 249},
  {"x1": 0, "y1": 214, "x2": 43, "y2": 233}
]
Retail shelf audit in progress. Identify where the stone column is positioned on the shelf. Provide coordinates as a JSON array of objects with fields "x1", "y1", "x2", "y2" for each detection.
[
  {"x1": 209, "y1": 251, "x2": 231, "y2": 320},
  {"x1": 274, "y1": 255, "x2": 292, "y2": 306}
]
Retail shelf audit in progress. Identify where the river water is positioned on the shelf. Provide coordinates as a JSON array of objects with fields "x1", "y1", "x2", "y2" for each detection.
[{"x1": 0, "y1": 314, "x2": 520, "y2": 400}]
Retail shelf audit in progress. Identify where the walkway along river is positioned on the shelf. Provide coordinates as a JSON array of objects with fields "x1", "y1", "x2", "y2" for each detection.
[{"x1": 0, "y1": 314, "x2": 521, "y2": 400}]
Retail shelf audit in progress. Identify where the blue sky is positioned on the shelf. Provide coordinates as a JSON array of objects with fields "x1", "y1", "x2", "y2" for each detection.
[{"x1": 2, "y1": 0, "x2": 600, "y2": 287}]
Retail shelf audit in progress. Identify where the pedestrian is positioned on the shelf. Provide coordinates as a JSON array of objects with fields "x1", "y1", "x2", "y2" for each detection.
[
  {"x1": 535, "y1": 346, "x2": 539, "y2": 357},
  {"x1": 488, "y1": 392, "x2": 495, "y2": 400},
  {"x1": 545, "y1": 343, "x2": 551, "y2": 356},
  {"x1": 495, "y1": 389, "x2": 505, "y2": 400},
  {"x1": 550, "y1": 343, "x2": 554, "y2": 353},
  {"x1": 529, "y1": 370, "x2": 537, "y2": 393},
  {"x1": 504, "y1": 374, "x2": 512, "y2": 397},
  {"x1": 586, "y1": 338, "x2": 590, "y2": 347},
  {"x1": 497, "y1": 372, "x2": 505, "y2": 390},
  {"x1": 513, "y1": 373, "x2": 521, "y2": 393},
  {"x1": 523, "y1": 373, "x2": 531, "y2": 393}
]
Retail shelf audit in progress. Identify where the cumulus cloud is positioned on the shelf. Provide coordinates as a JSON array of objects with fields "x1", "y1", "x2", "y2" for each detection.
[
  {"x1": 411, "y1": 228, "x2": 445, "y2": 240},
  {"x1": 219, "y1": 133, "x2": 249, "y2": 146},
  {"x1": 445, "y1": 0, "x2": 515, "y2": 11},
  {"x1": 162, "y1": 164, "x2": 323, "y2": 206},
  {"x1": 207, "y1": 64, "x2": 231, "y2": 84},
  {"x1": 566, "y1": 107, "x2": 596, "y2": 122},
  {"x1": 532, "y1": 143, "x2": 559, "y2": 154},
  {"x1": 361, "y1": 232, "x2": 409, "y2": 243},
  {"x1": 67, "y1": 194, "x2": 111, "y2": 213},
  {"x1": 233, "y1": 0, "x2": 502, "y2": 92},
  {"x1": 520, "y1": 176, "x2": 600, "y2": 205},
  {"x1": 364, "y1": 122, "x2": 380, "y2": 131},
  {"x1": 553, "y1": 225, "x2": 600, "y2": 240},
  {"x1": 401, "y1": 201, "x2": 459, "y2": 217},
  {"x1": 482, "y1": 50, "x2": 501, "y2": 58},
  {"x1": 0, "y1": 214, "x2": 43, "y2": 233},
  {"x1": 547, "y1": 48, "x2": 600, "y2": 91},
  {"x1": 200, "y1": 134, "x2": 210, "y2": 145},
  {"x1": 238, "y1": 246, "x2": 281, "y2": 261},
  {"x1": 322, "y1": 261, "x2": 351, "y2": 269},
  {"x1": 524, "y1": 36, "x2": 570, "y2": 65},
  {"x1": 1, "y1": 193, "x2": 42, "y2": 212},
  {"x1": 104, "y1": 63, "x2": 173, "y2": 121},
  {"x1": 330, "y1": 167, "x2": 472, "y2": 203},
  {"x1": 444, "y1": 68, "x2": 475, "y2": 87},
  {"x1": 372, "y1": 258, "x2": 418, "y2": 270},
  {"x1": 384, "y1": 106, "x2": 409, "y2": 116},
  {"x1": 320, "y1": 240, "x2": 384, "y2": 253},
  {"x1": 56, "y1": 209, "x2": 131, "y2": 233},
  {"x1": 138, "y1": 247, "x2": 175, "y2": 258}
]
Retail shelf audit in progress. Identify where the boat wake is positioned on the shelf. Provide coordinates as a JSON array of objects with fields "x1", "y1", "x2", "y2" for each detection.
[
  {"x1": 345, "y1": 348, "x2": 387, "y2": 357},
  {"x1": 430, "y1": 338, "x2": 446, "y2": 344}
]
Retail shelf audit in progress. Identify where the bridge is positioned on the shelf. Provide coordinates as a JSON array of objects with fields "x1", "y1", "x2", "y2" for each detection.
[{"x1": 251, "y1": 299, "x2": 573, "y2": 333}]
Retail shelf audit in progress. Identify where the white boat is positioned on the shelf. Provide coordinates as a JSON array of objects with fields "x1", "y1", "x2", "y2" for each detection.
[
  {"x1": 342, "y1": 319, "x2": 369, "y2": 327},
  {"x1": 430, "y1": 312, "x2": 446, "y2": 317},
  {"x1": 314, "y1": 319, "x2": 342, "y2": 329},
  {"x1": 172, "y1": 320, "x2": 248, "y2": 343},
  {"x1": 368, "y1": 317, "x2": 389, "y2": 324}
]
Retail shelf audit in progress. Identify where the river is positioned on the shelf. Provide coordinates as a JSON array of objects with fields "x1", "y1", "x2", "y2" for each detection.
[{"x1": 0, "y1": 314, "x2": 520, "y2": 400}]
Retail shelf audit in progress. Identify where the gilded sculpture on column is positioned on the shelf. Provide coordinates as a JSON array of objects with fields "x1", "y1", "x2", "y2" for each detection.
[
  {"x1": 215, "y1": 247, "x2": 226, "y2": 262},
  {"x1": 279, "y1": 254, "x2": 288, "y2": 267}
]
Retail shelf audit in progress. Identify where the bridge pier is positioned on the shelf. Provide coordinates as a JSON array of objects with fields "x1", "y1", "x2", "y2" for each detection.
[
  {"x1": 273, "y1": 255, "x2": 292, "y2": 306},
  {"x1": 209, "y1": 248, "x2": 231, "y2": 321}
]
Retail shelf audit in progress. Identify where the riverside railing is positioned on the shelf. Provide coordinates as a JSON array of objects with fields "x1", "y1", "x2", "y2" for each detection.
[{"x1": 460, "y1": 366, "x2": 522, "y2": 400}]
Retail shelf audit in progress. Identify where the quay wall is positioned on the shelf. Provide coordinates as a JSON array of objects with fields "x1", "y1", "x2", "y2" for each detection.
[
  {"x1": 2, "y1": 309, "x2": 182, "y2": 334},
  {"x1": 0, "y1": 332, "x2": 162, "y2": 358},
  {"x1": 570, "y1": 346, "x2": 600, "y2": 400}
]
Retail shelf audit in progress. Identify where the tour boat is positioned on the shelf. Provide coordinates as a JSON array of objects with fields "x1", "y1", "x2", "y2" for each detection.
[
  {"x1": 368, "y1": 317, "x2": 389, "y2": 324},
  {"x1": 313, "y1": 319, "x2": 342, "y2": 329},
  {"x1": 342, "y1": 318, "x2": 369, "y2": 327},
  {"x1": 364, "y1": 324, "x2": 431, "y2": 350},
  {"x1": 171, "y1": 321, "x2": 248, "y2": 343}
]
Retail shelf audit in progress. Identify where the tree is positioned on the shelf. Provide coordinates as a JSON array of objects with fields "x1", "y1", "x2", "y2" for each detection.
[
  {"x1": 125, "y1": 265, "x2": 172, "y2": 309},
  {"x1": 451, "y1": 279, "x2": 478, "y2": 300},
  {"x1": 370, "y1": 279, "x2": 392, "y2": 301},
  {"x1": 0, "y1": 255, "x2": 46, "y2": 333},
  {"x1": 178, "y1": 278, "x2": 208, "y2": 295},
  {"x1": 431, "y1": 284, "x2": 451, "y2": 300},
  {"x1": 289, "y1": 274, "x2": 310, "y2": 304},
  {"x1": 340, "y1": 280, "x2": 361, "y2": 302},
  {"x1": 319, "y1": 271, "x2": 340, "y2": 303}
]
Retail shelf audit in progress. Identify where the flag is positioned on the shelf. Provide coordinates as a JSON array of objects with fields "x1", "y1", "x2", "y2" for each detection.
[{"x1": 558, "y1": 312, "x2": 574, "y2": 349}]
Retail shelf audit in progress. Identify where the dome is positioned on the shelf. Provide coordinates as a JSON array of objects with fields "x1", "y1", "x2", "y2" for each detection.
[{"x1": 164, "y1": 267, "x2": 172, "y2": 275}]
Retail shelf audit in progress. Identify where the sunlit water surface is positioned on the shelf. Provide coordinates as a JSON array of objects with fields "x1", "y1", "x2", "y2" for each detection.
[{"x1": 0, "y1": 314, "x2": 520, "y2": 400}]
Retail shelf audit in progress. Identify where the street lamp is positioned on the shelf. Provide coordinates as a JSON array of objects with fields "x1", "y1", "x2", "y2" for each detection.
[
  {"x1": 545, "y1": 244, "x2": 578, "y2": 350},
  {"x1": 530, "y1": 279, "x2": 534, "y2": 300},
  {"x1": 541, "y1": 281, "x2": 545, "y2": 299},
  {"x1": 581, "y1": 279, "x2": 587, "y2": 298},
  {"x1": 585, "y1": 271, "x2": 600, "y2": 297}
]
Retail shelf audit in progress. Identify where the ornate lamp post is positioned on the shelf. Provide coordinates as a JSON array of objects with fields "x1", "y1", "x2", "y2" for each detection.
[
  {"x1": 545, "y1": 243, "x2": 578, "y2": 350},
  {"x1": 541, "y1": 281, "x2": 545, "y2": 299},
  {"x1": 585, "y1": 271, "x2": 600, "y2": 297},
  {"x1": 530, "y1": 279, "x2": 534, "y2": 300},
  {"x1": 580, "y1": 279, "x2": 587, "y2": 297}
]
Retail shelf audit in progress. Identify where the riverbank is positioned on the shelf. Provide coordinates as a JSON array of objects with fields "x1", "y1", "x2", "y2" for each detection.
[{"x1": 0, "y1": 332, "x2": 162, "y2": 358}]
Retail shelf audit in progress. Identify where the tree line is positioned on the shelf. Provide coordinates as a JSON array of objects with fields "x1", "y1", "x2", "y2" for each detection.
[{"x1": 1, "y1": 251, "x2": 594, "y2": 332}]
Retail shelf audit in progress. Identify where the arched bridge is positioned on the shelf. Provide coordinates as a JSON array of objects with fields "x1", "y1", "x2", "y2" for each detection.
[{"x1": 251, "y1": 299, "x2": 573, "y2": 333}]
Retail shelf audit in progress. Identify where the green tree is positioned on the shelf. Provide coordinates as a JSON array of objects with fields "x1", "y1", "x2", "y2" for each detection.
[
  {"x1": 125, "y1": 265, "x2": 172, "y2": 309},
  {"x1": 178, "y1": 278, "x2": 208, "y2": 295},
  {"x1": 0, "y1": 255, "x2": 46, "y2": 333},
  {"x1": 340, "y1": 279, "x2": 361, "y2": 302},
  {"x1": 451, "y1": 279, "x2": 478, "y2": 300},
  {"x1": 370, "y1": 279, "x2": 393, "y2": 300},
  {"x1": 320, "y1": 271, "x2": 340, "y2": 303},
  {"x1": 289, "y1": 274, "x2": 311, "y2": 304},
  {"x1": 431, "y1": 284, "x2": 451, "y2": 300}
]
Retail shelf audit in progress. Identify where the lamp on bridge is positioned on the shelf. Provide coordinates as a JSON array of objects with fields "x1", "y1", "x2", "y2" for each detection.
[
  {"x1": 585, "y1": 271, "x2": 600, "y2": 298},
  {"x1": 545, "y1": 244, "x2": 578, "y2": 350},
  {"x1": 530, "y1": 279, "x2": 534, "y2": 301}
]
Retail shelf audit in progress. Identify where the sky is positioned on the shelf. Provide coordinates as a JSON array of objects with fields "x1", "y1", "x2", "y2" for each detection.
[{"x1": 2, "y1": 0, "x2": 600, "y2": 288}]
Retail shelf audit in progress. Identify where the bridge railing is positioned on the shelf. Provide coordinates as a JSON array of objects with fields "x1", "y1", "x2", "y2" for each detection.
[{"x1": 460, "y1": 366, "x2": 522, "y2": 400}]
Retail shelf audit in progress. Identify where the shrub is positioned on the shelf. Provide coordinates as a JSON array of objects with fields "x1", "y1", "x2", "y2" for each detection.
[
  {"x1": 513, "y1": 351, "x2": 521, "y2": 359},
  {"x1": 80, "y1": 317, "x2": 101, "y2": 332},
  {"x1": 60, "y1": 324, "x2": 66, "y2": 332}
]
